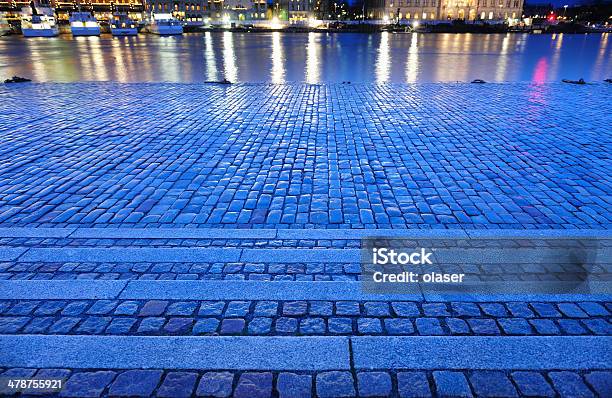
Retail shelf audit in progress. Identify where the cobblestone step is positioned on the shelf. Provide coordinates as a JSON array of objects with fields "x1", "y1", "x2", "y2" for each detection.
[
  {"x1": 0, "y1": 297, "x2": 610, "y2": 336},
  {"x1": 0, "y1": 227, "x2": 610, "y2": 240},
  {"x1": 1, "y1": 367, "x2": 611, "y2": 398}
]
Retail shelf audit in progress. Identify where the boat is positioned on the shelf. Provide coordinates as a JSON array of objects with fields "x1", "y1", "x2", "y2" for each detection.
[
  {"x1": 110, "y1": 12, "x2": 138, "y2": 36},
  {"x1": 70, "y1": 10, "x2": 101, "y2": 36},
  {"x1": 21, "y1": 2, "x2": 59, "y2": 37},
  {"x1": 147, "y1": 13, "x2": 183, "y2": 35},
  {"x1": 1, "y1": 13, "x2": 11, "y2": 36}
]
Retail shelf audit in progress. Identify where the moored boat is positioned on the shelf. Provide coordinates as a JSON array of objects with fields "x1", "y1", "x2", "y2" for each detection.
[
  {"x1": 147, "y1": 13, "x2": 183, "y2": 35},
  {"x1": 110, "y1": 12, "x2": 138, "y2": 36},
  {"x1": 1, "y1": 13, "x2": 11, "y2": 36},
  {"x1": 21, "y1": 2, "x2": 58, "y2": 37},
  {"x1": 70, "y1": 10, "x2": 101, "y2": 36}
]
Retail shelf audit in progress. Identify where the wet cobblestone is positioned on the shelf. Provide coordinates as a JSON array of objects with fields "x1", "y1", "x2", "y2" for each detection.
[{"x1": 1, "y1": 83, "x2": 610, "y2": 230}]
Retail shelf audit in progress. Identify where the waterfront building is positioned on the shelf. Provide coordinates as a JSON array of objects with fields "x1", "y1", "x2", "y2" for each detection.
[
  {"x1": 367, "y1": 0, "x2": 522, "y2": 20},
  {"x1": 146, "y1": 0, "x2": 207, "y2": 24},
  {"x1": 216, "y1": 0, "x2": 267, "y2": 20},
  {"x1": 280, "y1": 0, "x2": 313, "y2": 22}
]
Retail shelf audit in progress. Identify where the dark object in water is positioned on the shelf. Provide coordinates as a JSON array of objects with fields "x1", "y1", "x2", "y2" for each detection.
[
  {"x1": 342, "y1": 81, "x2": 351, "y2": 84},
  {"x1": 471, "y1": 79, "x2": 486, "y2": 84},
  {"x1": 562, "y1": 78, "x2": 586, "y2": 85},
  {"x1": 205, "y1": 78, "x2": 232, "y2": 85},
  {"x1": 4, "y1": 76, "x2": 32, "y2": 84},
  {"x1": 604, "y1": 79, "x2": 612, "y2": 83}
]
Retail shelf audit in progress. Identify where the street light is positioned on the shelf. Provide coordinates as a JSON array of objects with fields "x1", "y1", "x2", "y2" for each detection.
[{"x1": 563, "y1": 4, "x2": 567, "y2": 18}]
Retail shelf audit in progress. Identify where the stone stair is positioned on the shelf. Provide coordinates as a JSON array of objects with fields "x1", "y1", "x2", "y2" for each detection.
[{"x1": 0, "y1": 228, "x2": 610, "y2": 397}]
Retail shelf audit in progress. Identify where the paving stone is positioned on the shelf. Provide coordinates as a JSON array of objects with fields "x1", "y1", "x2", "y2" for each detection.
[
  {"x1": 49, "y1": 317, "x2": 81, "y2": 334},
  {"x1": 196, "y1": 372, "x2": 234, "y2": 397},
  {"x1": 198, "y1": 301, "x2": 225, "y2": 316},
  {"x1": 137, "y1": 317, "x2": 165, "y2": 333},
  {"x1": 335, "y1": 301, "x2": 360, "y2": 316},
  {"x1": 7, "y1": 301, "x2": 38, "y2": 315},
  {"x1": 584, "y1": 371, "x2": 612, "y2": 397},
  {"x1": 423, "y1": 303, "x2": 451, "y2": 317},
  {"x1": 328, "y1": 318, "x2": 353, "y2": 334},
  {"x1": 531, "y1": 303, "x2": 562, "y2": 318},
  {"x1": 77, "y1": 317, "x2": 111, "y2": 334},
  {"x1": 283, "y1": 301, "x2": 308, "y2": 316},
  {"x1": 397, "y1": 371, "x2": 431, "y2": 398},
  {"x1": 164, "y1": 318, "x2": 193, "y2": 334},
  {"x1": 220, "y1": 318, "x2": 245, "y2": 334},
  {"x1": 224, "y1": 301, "x2": 251, "y2": 317},
  {"x1": 114, "y1": 301, "x2": 139, "y2": 315},
  {"x1": 166, "y1": 301, "x2": 198, "y2": 316},
  {"x1": 157, "y1": 372, "x2": 198, "y2": 398},
  {"x1": 357, "y1": 372, "x2": 392, "y2": 397},
  {"x1": 498, "y1": 318, "x2": 532, "y2": 335},
  {"x1": 468, "y1": 318, "x2": 500, "y2": 335},
  {"x1": 446, "y1": 318, "x2": 470, "y2": 334},
  {"x1": 363, "y1": 302, "x2": 390, "y2": 316},
  {"x1": 480, "y1": 303, "x2": 509, "y2": 317},
  {"x1": 384, "y1": 318, "x2": 414, "y2": 335},
  {"x1": 469, "y1": 371, "x2": 518, "y2": 397},
  {"x1": 505, "y1": 303, "x2": 534, "y2": 318},
  {"x1": 59, "y1": 371, "x2": 116, "y2": 397},
  {"x1": 300, "y1": 318, "x2": 326, "y2": 334},
  {"x1": 529, "y1": 319, "x2": 560, "y2": 335},
  {"x1": 316, "y1": 371, "x2": 356, "y2": 398},
  {"x1": 549, "y1": 371, "x2": 595, "y2": 398},
  {"x1": 193, "y1": 318, "x2": 220, "y2": 334},
  {"x1": 433, "y1": 371, "x2": 473, "y2": 398},
  {"x1": 416, "y1": 318, "x2": 444, "y2": 335},
  {"x1": 0, "y1": 317, "x2": 29, "y2": 333},
  {"x1": 1, "y1": 368, "x2": 37, "y2": 381},
  {"x1": 34, "y1": 301, "x2": 66, "y2": 316},
  {"x1": 557, "y1": 303, "x2": 588, "y2": 318},
  {"x1": 234, "y1": 372, "x2": 272, "y2": 398},
  {"x1": 582, "y1": 319, "x2": 612, "y2": 335},
  {"x1": 138, "y1": 300, "x2": 168, "y2": 317},
  {"x1": 277, "y1": 373, "x2": 312, "y2": 398},
  {"x1": 578, "y1": 302, "x2": 610, "y2": 316},
  {"x1": 391, "y1": 302, "x2": 421, "y2": 317},
  {"x1": 254, "y1": 301, "x2": 278, "y2": 316},
  {"x1": 511, "y1": 371, "x2": 555, "y2": 397},
  {"x1": 86, "y1": 300, "x2": 118, "y2": 315},
  {"x1": 310, "y1": 301, "x2": 334, "y2": 316},
  {"x1": 62, "y1": 301, "x2": 90, "y2": 316},
  {"x1": 107, "y1": 370, "x2": 162, "y2": 397},
  {"x1": 249, "y1": 317, "x2": 273, "y2": 335},
  {"x1": 557, "y1": 319, "x2": 588, "y2": 335},
  {"x1": 105, "y1": 318, "x2": 136, "y2": 334},
  {"x1": 358, "y1": 318, "x2": 383, "y2": 334},
  {"x1": 275, "y1": 317, "x2": 298, "y2": 333}
]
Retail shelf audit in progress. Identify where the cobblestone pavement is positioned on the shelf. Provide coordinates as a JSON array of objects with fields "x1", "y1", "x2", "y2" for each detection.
[
  {"x1": 1, "y1": 367, "x2": 611, "y2": 397},
  {"x1": 1, "y1": 81, "x2": 611, "y2": 397},
  {"x1": 1, "y1": 83, "x2": 610, "y2": 229},
  {"x1": 0, "y1": 299, "x2": 610, "y2": 336}
]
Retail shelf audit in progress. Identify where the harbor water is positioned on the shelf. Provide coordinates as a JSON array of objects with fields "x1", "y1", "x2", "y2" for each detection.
[{"x1": 0, "y1": 32, "x2": 610, "y2": 83}]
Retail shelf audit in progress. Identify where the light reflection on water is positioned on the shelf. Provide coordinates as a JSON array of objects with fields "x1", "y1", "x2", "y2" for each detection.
[{"x1": 0, "y1": 32, "x2": 610, "y2": 83}]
